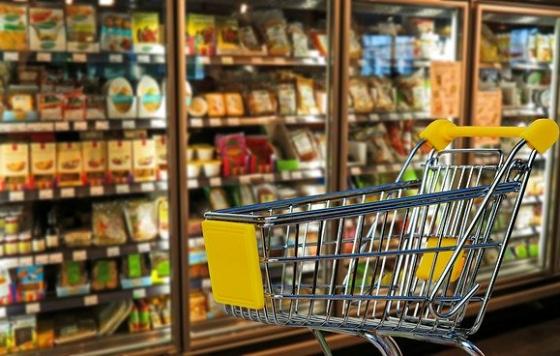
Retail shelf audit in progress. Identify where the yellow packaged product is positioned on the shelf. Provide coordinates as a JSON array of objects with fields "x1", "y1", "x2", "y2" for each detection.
[
  {"x1": 224, "y1": 93, "x2": 244, "y2": 117},
  {"x1": 296, "y1": 77, "x2": 319, "y2": 115},
  {"x1": 349, "y1": 78, "x2": 374, "y2": 113},
  {"x1": 205, "y1": 93, "x2": 226, "y2": 118},
  {"x1": 108, "y1": 140, "x2": 132, "y2": 184},
  {"x1": 82, "y1": 141, "x2": 106, "y2": 186},
  {"x1": 132, "y1": 138, "x2": 156, "y2": 182},
  {"x1": 57, "y1": 142, "x2": 83, "y2": 187},
  {"x1": 0, "y1": 4, "x2": 27, "y2": 51},
  {"x1": 0, "y1": 143, "x2": 29, "y2": 191},
  {"x1": 31, "y1": 142, "x2": 56, "y2": 189}
]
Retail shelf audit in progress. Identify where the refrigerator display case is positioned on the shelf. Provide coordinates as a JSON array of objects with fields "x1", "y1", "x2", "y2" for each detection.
[
  {"x1": 179, "y1": 0, "x2": 338, "y2": 350},
  {"x1": 0, "y1": 0, "x2": 180, "y2": 354},
  {"x1": 472, "y1": 3, "x2": 560, "y2": 280},
  {"x1": 340, "y1": 0, "x2": 468, "y2": 191}
]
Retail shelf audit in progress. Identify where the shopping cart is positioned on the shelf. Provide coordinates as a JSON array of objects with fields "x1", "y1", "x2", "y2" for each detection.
[{"x1": 201, "y1": 119, "x2": 559, "y2": 356}]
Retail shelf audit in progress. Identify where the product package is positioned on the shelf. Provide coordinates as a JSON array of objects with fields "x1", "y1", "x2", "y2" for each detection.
[
  {"x1": 349, "y1": 78, "x2": 374, "y2": 113},
  {"x1": 92, "y1": 201, "x2": 127, "y2": 246},
  {"x1": 106, "y1": 77, "x2": 136, "y2": 119},
  {"x1": 0, "y1": 4, "x2": 27, "y2": 51},
  {"x1": 205, "y1": 93, "x2": 226, "y2": 117},
  {"x1": 100, "y1": 12, "x2": 133, "y2": 52},
  {"x1": 138, "y1": 75, "x2": 165, "y2": 118},
  {"x1": 107, "y1": 140, "x2": 132, "y2": 184},
  {"x1": 224, "y1": 93, "x2": 244, "y2": 117},
  {"x1": 4, "y1": 92, "x2": 37, "y2": 122},
  {"x1": 31, "y1": 142, "x2": 56, "y2": 189},
  {"x1": 0, "y1": 143, "x2": 30, "y2": 191},
  {"x1": 63, "y1": 229, "x2": 92, "y2": 248},
  {"x1": 124, "y1": 199, "x2": 158, "y2": 242},
  {"x1": 239, "y1": 25, "x2": 266, "y2": 55},
  {"x1": 132, "y1": 139, "x2": 156, "y2": 182},
  {"x1": 215, "y1": 133, "x2": 249, "y2": 176},
  {"x1": 288, "y1": 23, "x2": 309, "y2": 57},
  {"x1": 153, "y1": 135, "x2": 168, "y2": 178},
  {"x1": 296, "y1": 77, "x2": 319, "y2": 115},
  {"x1": 132, "y1": 12, "x2": 163, "y2": 54},
  {"x1": 38, "y1": 94, "x2": 64, "y2": 121},
  {"x1": 9, "y1": 316, "x2": 36, "y2": 352},
  {"x1": 289, "y1": 129, "x2": 319, "y2": 162},
  {"x1": 216, "y1": 17, "x2": 241, "y2": 55},
  {"x1": 255, "y1": 10, "x2": 291, "y2": 56},
  {"x1": 29, "y1": 7, "x2": 66, "y2": 51},
  {"x1": 54, "y1": 316, "x2": 96, "y2": 345},
  {"x1": 92, "y1": 259, "x2": 119, "y2": 291},
  {"x1": 63, "y1": 92, "x2": 86, "y2": 121},
  {"x1": 82, "y1": 141, "x2": 106, "y2": 186},
  {"x1": 247, "y1": 90, "x2": 275, "y2": 116},
  {"x1": 65, "y1": 5, "x2": 99, "y2": 52},
  {"x1": 150, "y1": 251, "x2": 170, "y2": 284},
  {"x1": 186, "y1": 13, "x2": 216, "y2": 56},
  {"x1": 277, "y1": 83, "x2": 297, "y2": 116},
  {"x1": 86, "y1": 95, "x2": 107, "y2": 120},
  {"x1": 121, "y1": 253, "x2": 152, "y2": 289},
  {"x1": 56, "y1": 142, "x2": 83, "y2": 187},
  {"x1": 14, "y1": 266, "x2": 45, "y2": 303},
  {"x1": 156, "y1": 197, "x2": 169, "y2": 240},
  {"x1": 187, "y1": 97, "x2": 208, "y2": 117}
]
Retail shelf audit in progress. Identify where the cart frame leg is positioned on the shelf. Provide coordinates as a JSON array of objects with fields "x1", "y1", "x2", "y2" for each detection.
[
  {"x1": 362, "y1": 332, "x2": 403, "y2": 356},
  {"x1": 456, "y1": 338, "x2": 484, "y2": 356},
  {"x1": 310, "y1": 329, "x2": 332, "y2": 356}
]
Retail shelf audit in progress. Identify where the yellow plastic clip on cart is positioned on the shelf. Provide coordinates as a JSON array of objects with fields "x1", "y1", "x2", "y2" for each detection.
[{"x1": 202, "y1": 119, "x2": 559, "y2": 356}]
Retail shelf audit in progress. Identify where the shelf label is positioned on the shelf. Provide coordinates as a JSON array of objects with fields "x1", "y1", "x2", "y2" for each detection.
[
  {"x1": 49, "y1": 253, "x2": 63, "y2": 264},
  {"x1": 35, "y1": 254, "x2": 49, "y2": 265},
  {"x1": 109, "y1": 54, "x2": 123, "y2": 63},
  {"x1": 19, "y1": 257, "x2": 33, "y2": 267},
  {"x1": 84, "y1": 295, "x2": 98, "y2": 306},
  {"x1": 133, "y1": 288, "x2": 146, "y2": 299},
  {"x1": 377, "y1": 165, "x2": 387, "y2": 173},
  {"x1": 60, "y1": 188, "x2": 75, "y2": 198},
  {"x1": 187, "y1": 179, "x2": 198, "y2": 189},
  {"x1": 138, "y1": 243, "x2": 151, "y2": 253},
  {"x1": 123, "y1": 120, "x2": 135, "y2": 129},
  {"x1": 2, "y1": 258, "x2": 18, "y2": 269},
  {"x1": 90, "y1": 186, "x2": 104, "y2": 196},
  {"x1": 9, "y1": 191, "x2": 24, "y2": 202},
  {"x1": 73, "y1": 250, "x2": 87, "y2": 261},
  {"x1": 348, "y1": 114, "x2": 357, "y2": 122},
  {"x1": 95, "y1": 121, "x2": 109, "y2": 130},
  {"x1": 154, "y1": 55, "x2": 165, "y2": 63},
  {"x1": 350, "y1": 167, "x2": 361, "y2": 175},
  {"x1": 72, "y1": 53, "x2": 87, "y2": 63},
  {"x1": 209, "y1": 177, "x2": 222, "y2": 186},
  {"x1": 263, "y1": 174, "x2": 275, "y2": 182},
  {"x1": 37, "y1": 52, "x2": 52, "y2": 62},
  {"x1": 251, "y1": 57, "x2": 263, "y2": 64},
  {"x1": 39, "y1": 189, "x2": 53, "y2": 200},
  {"x1": 151, "y1": 120, "x2": 166, "y2": 129},
  {"x1": 74, "y1": 121, "x2": 87, "y2": 131},
  {"x1": 25, "y1": 303, "x2": 40, "y2": 315},
  {"x1": 221, "y1": 56, "x2": 234, "y2": 65},
  {"x1": 239, "y1": 176, "x2": 251, "y2": 184},
  {"x1": 209, "y1": 118, "x2": 221, "y2": 127},
  {"x1": 107, "y1": 246, "x2": 120, "y2": 257},
  {"x1": 190, "y1": 119, "x2": 203, "y2": 128},
  {"x1": 292, "y1": 171, "x2": 303, "y2": 180},
  {"x1": 200, "y1": 56, "x2": 210, "y2": 64},
  {"x1": 4, "y1": 52, "x2": 18, "y2": 61},
  {"x1": 138, "y1": 54, "x2": 150, "y2": 63},
  {"x1": 141, "y1": 182, "x2": 155, "y2": 192},
  {"x1": 273, "y1": 57, "x2": 285, "y2": 64},
  {"x1": 280, "y1": 172, "x2": 291, "y2": 180},
  {"x1": 0, "y1": 307, "x2": 5, "y2": 318},
  {"x1": 284, "y1": 116, "x2": 297, "y2": 124},
  {"x1": 369, "y1": 113, "x2": 379, "y2": 121},
  {"x1": 116, "y1": 184, "x2": 130, "y2": 194},
  {"x1": 226, "y1": 118, "x2": 240, "y2": 126},
  {"x1": 55, "y1": 122, "x2": 70, "y2": 131}
]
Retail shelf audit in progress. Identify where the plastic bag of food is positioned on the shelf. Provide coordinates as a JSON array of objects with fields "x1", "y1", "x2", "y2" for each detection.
[
  {"x1": 296, "y1": 77, "x2": 319, "y2": 115},
  {"x1": 92, "y1": 259, "x2": 119, "y2": 291},
  {"x1": 124, "y1": 200, "x2": 157, "y2": 242},
  {"x1": 224, "y1": 92, "x2": 244, "y2": 117},
  {"x1": 122, "y1": 254, "x2": 150, "y2": 279},
  {"x1": 254, "y1": 10, "x2": 291, "y2": 56},
  {"x1": 205, "y1": 93, "x2": 226, "y2": 117},
  {"x1": 288, "y1": 22, "x2": 309, "y2": 57},
  {"x1": 277, "y1": 83, "x2": 297, "y2": 116},
  {"x1": 150, "y1": 251, "x2": 170, "y2": 283},
  {"x1": 248, "y1": 90, "x2": 275, "y2": 116},
  {"x1": 290, "y1": 129, "x2": 319, "y2": 162},
  {"x1": 349, "y1": 78, "x2": 374, "y2": 113},
  {"x1": 92, "y1": 202, "x2": 127, "y2": 246},
  {"x1": 370, "y1": 77, "x2": 395, "y2": 112}
]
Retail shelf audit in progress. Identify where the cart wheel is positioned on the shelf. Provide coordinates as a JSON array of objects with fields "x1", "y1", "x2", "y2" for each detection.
[
  {"x1": 310, "y1": 329, "x2": 332, "y2": 356},
  {"x1": 362, "y1": 333, "x2": 403, "y2": 356}
]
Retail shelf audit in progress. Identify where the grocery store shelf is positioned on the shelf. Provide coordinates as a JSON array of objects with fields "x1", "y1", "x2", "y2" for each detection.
[
  {"x1": 479, "y1": 61, "x2": 552, "y2": 70},
  {"x1": 0, "y1": 181, "x2": 168, "y2": 203},
  {"x1": 353, "y1": 58, "x2": 432, "y2": 68},
  {"x1": 0, "y1": 240, "x2": 169, "y2": 268},
  {"x1": 349, "y1": 162, "x2": 415, "y2": 176},
  {"x1": 187, "y1": 55, "x2": 326, "y2": 67},
  {"x1": 0, "y1": 284, "x2": 170, "y2": 319},
  {"x1": 0, "y1": 118, "x2": 166, "y2": 134},
  {"x1": 189, "y1": 115, "x2": 325, "y2": 128},
  {"x1": 187, "y1": 0, "x2": 325, "y2": 11},
  {"x1": 188, "y1": 169, "x2": 324, "y2": 189},
  {"x1": 349, "y1": 111, "x2": 438, "y2": 123},
  {"x1": 0, "y1": 50, "x2": 165, "y2": 64},
  {"x1": 502, "y1": 106, "x2": 546, "y2": 118}
]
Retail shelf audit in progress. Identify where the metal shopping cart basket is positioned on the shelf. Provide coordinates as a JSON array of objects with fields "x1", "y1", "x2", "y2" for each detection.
[{"x1": 201, "y1": 119, "x2": 559, "y2": 355}]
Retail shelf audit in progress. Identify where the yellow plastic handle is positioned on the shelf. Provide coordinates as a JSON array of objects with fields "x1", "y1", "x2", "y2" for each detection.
[{"x1": 420, "y1": 119, "x2": 559, "y2": 154}]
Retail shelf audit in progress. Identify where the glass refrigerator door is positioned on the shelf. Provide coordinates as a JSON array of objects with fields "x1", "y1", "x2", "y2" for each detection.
[
  {"x1": 0, "y1": 0, "x2": 178, "y2": 354},
  {"x1": 182, "y1": 0, "x2": 334, "y2": 348},
  {"x1": 473, "y1": 5, "x2": 560, "y2": 278},
  {"x1": 343, "y1": 1, "x2": 467, "y2": 189}
]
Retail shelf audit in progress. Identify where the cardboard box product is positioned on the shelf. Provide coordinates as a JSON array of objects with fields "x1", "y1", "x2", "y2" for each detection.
[
  {"x1": 38, "y1": 94, "x2": 64, "y2": 121},
  {"x1": 31, "y1": 142, "x2": 56, "y2": 189},
  {"x1": 65, "y1": 4, "x2": 99, "y2": 52},
  {"x1": 82, "y1": 141, "x2": 107, "y2": 186},
  {"x1": 132, "y1": 12, "x2": 163, "y2": 54},
  {"x1": 186, "y1": 13, "x2": 216, "y2": 56},
  {"x1": 57, "y1": 142, "x2": 83, "y2": 187},
  {"x1": 100, "y1": 12, "x2": 133, "y2": 52},
  {"x1": 0, "y1": 4, "x2": 27, "y2": 51},
  {"x1": 132, "y1": 138, "x2": 156, "y2": 182},
  {"x1": 29, "y1": 7, "x2": 66, "y2": 51},
  {"x1": 0, "y1": 143, "x2": 29, "y2": 191},
  {"x1": 86, "y1": 95, "x2": 106, "y2": 120},
  {"x1": 63, "y1": 92, "x2": 86, "y2": 121},
  {"x1": 108, "y1": 140, "x2": 132, "y2": 184},
  {"x1": 154, "y1": 134, "x2": 168, "y2": 176}
]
